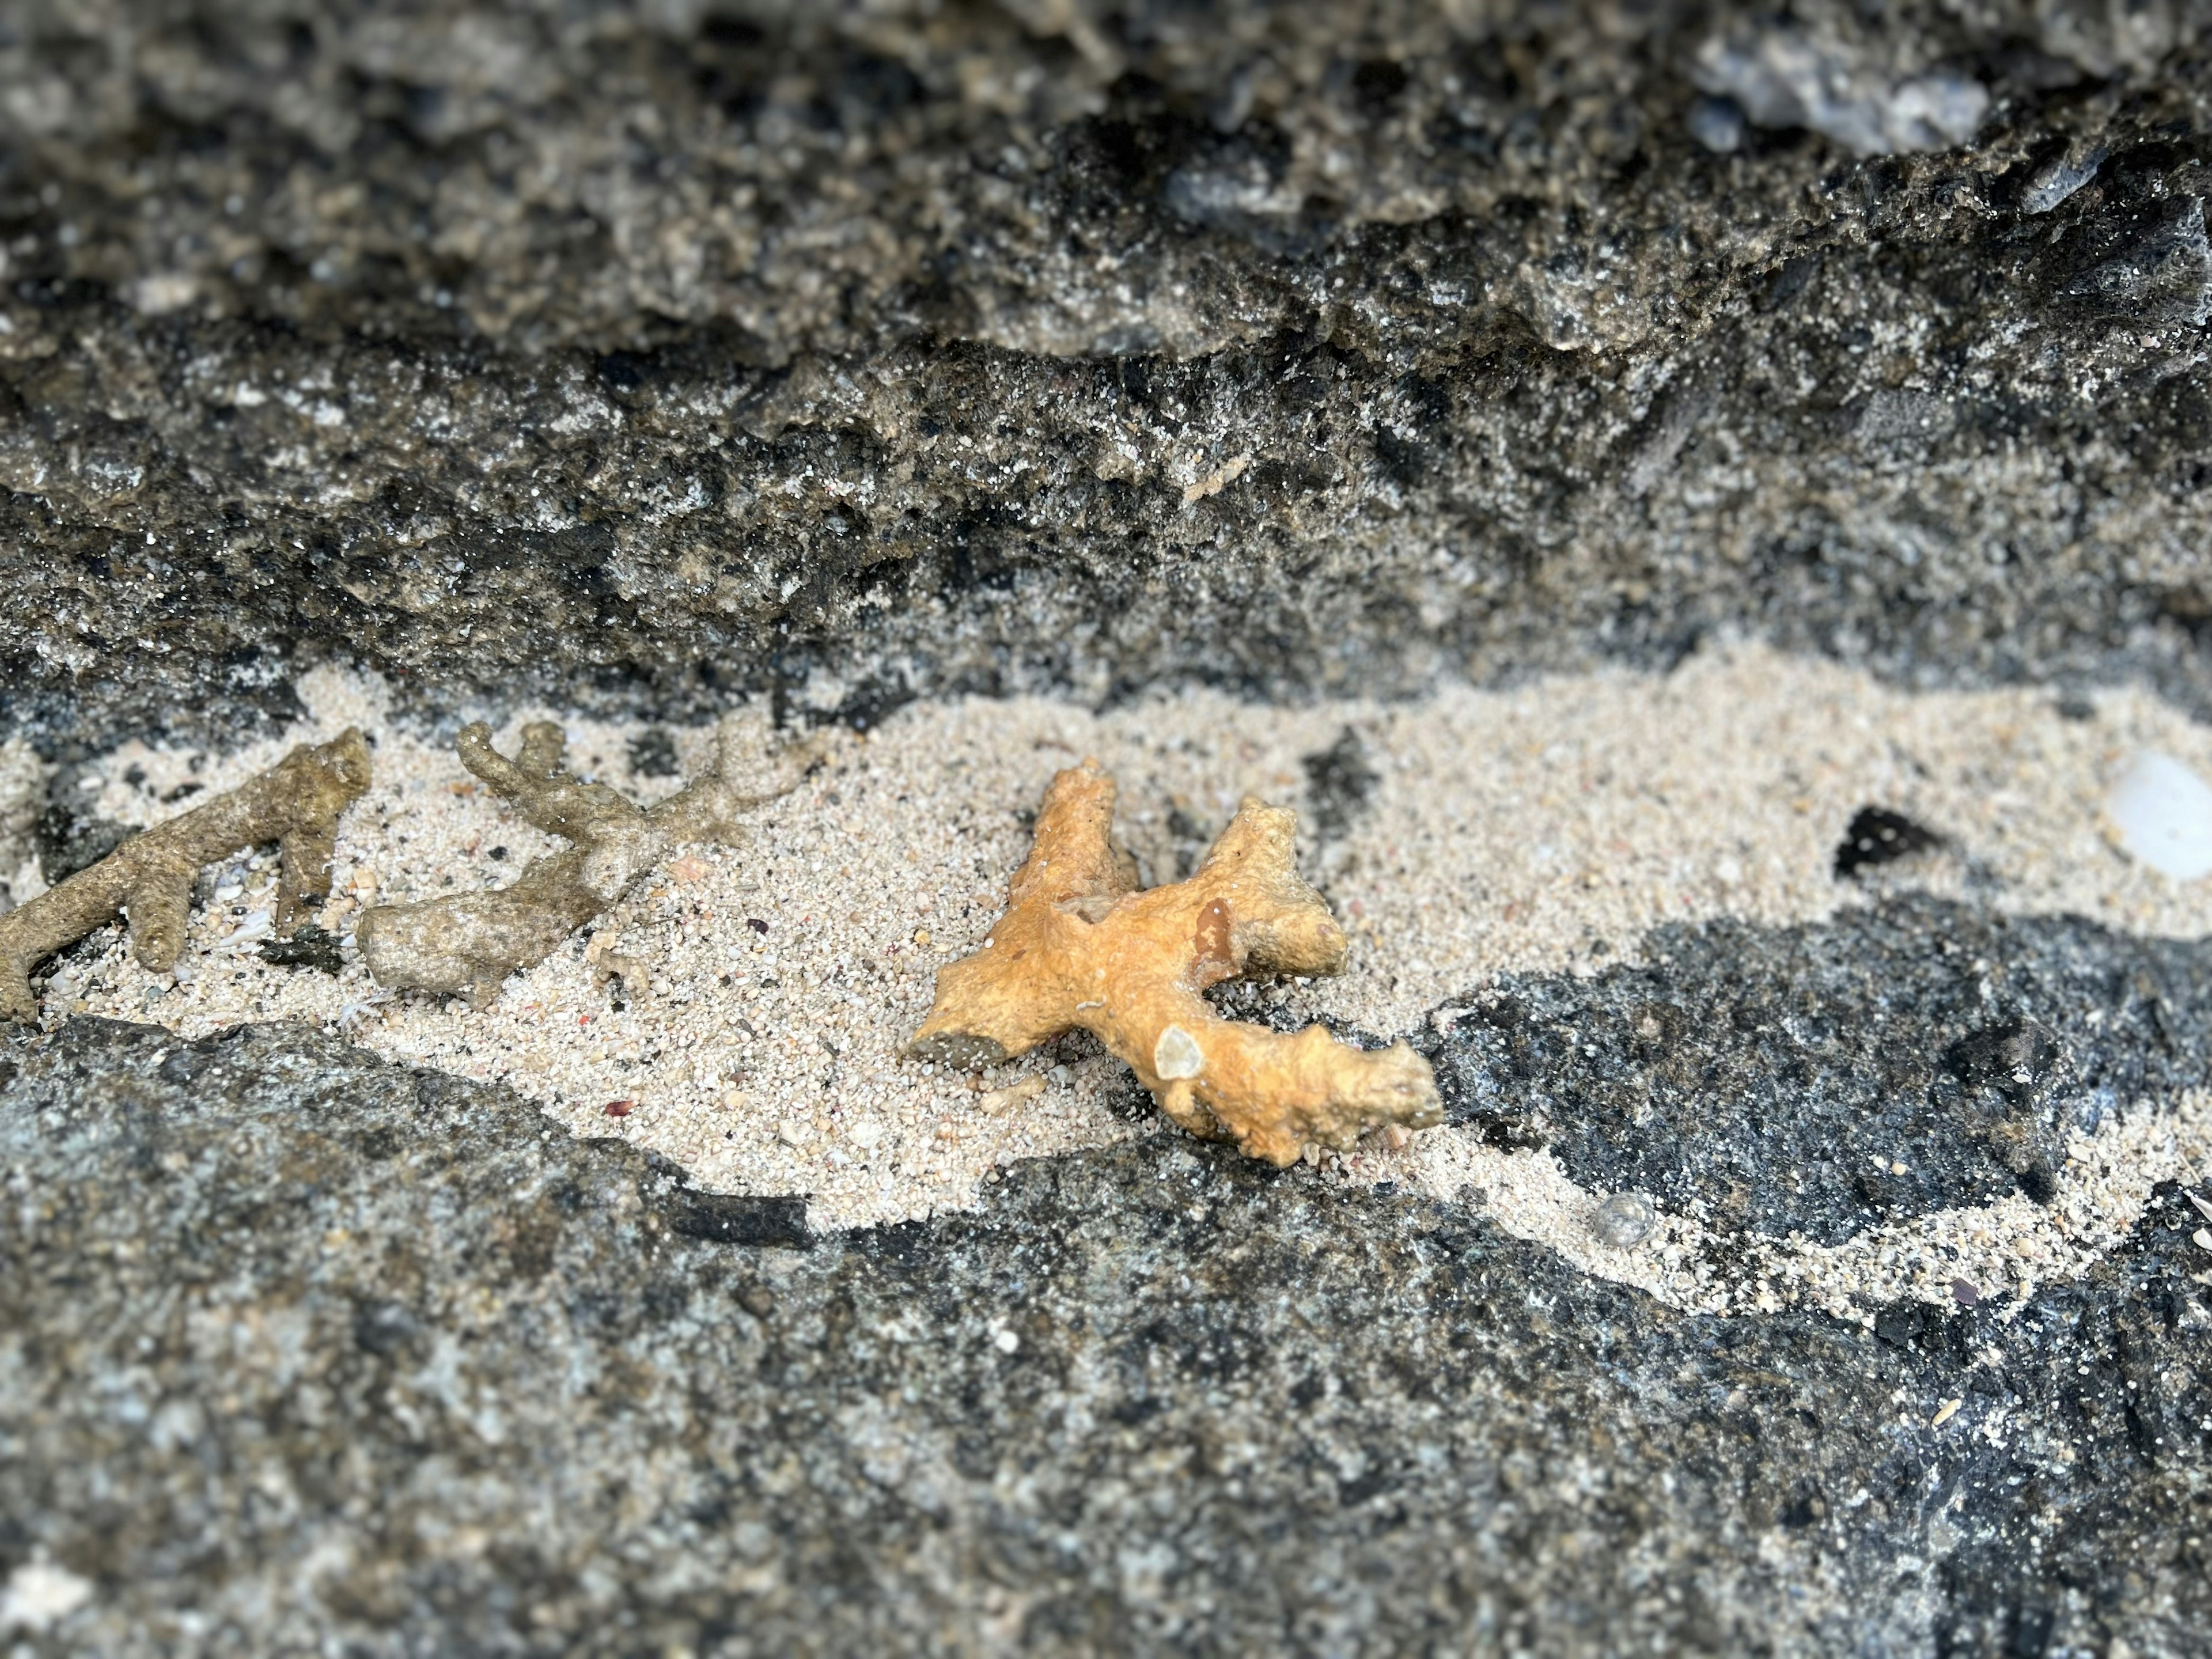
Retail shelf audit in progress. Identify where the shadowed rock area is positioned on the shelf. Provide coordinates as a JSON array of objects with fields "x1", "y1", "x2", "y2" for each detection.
[
  {"x1": 2, "y1": 1017, "x2": 2209, "y2": 1655},
  {"x1": 1, "y1": 2, "x2": 2211, "y2": 745}
]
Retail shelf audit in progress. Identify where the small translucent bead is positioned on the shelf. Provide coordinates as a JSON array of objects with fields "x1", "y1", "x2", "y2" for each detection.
[{"x1": 1593, "y1": 1192, "x2": 1657, "y2": 1248}]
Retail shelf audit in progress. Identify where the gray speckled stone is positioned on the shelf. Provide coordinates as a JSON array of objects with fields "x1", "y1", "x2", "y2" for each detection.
[
  {"x1": 1422, "y1": 895, "x2": 2212, "y2": 1245},
  {"x1": 3, "y1": 1017, "x2": 2209, "y2": 1656},
  {"x1": 7, "y1": 8, "x2": 2212, "y2": 1653},
  {"x1": 1, "y1": 3, "x2": 2211, "y2": 748}
]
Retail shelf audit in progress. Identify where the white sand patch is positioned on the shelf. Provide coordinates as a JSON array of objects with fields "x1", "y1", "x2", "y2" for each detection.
[
  {"x1": 1380, "y1": 1088, "x2": 2211, "y2": 1321},
  {"x1": 35, "y1": 642, "x2": 2212, "y2": 1267}
]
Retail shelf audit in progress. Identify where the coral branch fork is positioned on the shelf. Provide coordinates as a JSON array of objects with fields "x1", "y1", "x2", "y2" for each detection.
[
  {"x1": 356, "y1": 713, "x2": 812, "y2": 1008},
  {"x1": 0, "y1": 730, "x2": 370, "y2": 1024},
  {"x1": 906, "y1": 760, "x2": 1440, "y2": 1166}
]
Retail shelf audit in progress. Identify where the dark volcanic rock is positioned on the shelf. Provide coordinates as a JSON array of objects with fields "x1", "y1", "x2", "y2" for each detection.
[
  {"x1": 1835, "y1": 805, "x2": 1945, "y2": 878},
  {"x1": 255, "y1": 922, "x2": 346, "y2": 976},
  {"x1": 1423, "y1": 896, "x2": 2212, "y2": 1244},
  {"x1": 2, "y1": 3, "x2": 2212, "y2": 745},
  {"x1": 2, "y1": 1017, "x2": 2209, "y2": 1655},
  {"x1": 30, "y1": 758, "x2": 133, "y2": 884}
]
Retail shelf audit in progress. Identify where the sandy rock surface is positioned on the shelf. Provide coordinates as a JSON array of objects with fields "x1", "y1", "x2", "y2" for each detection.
[{"x1": 5, "y1": 3, "x2": 2212, "y2": 1653}]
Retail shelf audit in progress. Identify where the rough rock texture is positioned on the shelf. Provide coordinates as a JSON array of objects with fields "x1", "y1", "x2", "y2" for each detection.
[
  {"x1": 4, "y1": 1016, "x2": 2209, "y2": 1656},
  {"x1": 1424, "y1": 895, "x2": 2212, "y2": 1244},
  {"x1": 4, "y1": 2, "x2": 2212, "y2": 745}
]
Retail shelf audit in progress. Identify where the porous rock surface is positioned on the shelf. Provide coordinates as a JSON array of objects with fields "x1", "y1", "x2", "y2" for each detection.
[
  {"x1": 1426, "y1": 895, "x2": 2212, "y2": 1245},
  {"x1": 2, "y1": 2, "x2": 2212, "y2": 744},
  {"x1": 3, "y1": 1016, "x2": 2209, "y2": 1656}
]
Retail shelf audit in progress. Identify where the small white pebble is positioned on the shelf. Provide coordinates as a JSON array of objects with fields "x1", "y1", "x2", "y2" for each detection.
[
  {"x1": 1930, "y1": 1397, "x2": 1963, "y2": 1429},
  {"x1": 2108, "y1": 751, "x2": 2212, "y2": 879},
  {"x1": 1153, "y1": 1025, "x2": 1204, "y2": 1080},
  {"x1": 0, "y1": 1556, "x2": 92, "y2": 1631},
  {"x1": 992, "y1": 1327, "x2": 1019, "y2": 1354},
  {"x1": 980, "y1": 1075, "x2": 1046, "y2": 1116}
]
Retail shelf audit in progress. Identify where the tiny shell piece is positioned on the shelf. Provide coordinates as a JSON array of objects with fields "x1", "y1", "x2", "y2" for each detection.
[{"x1": 1153, "y1": 1025, "x2": 1205, "y2": 1080}]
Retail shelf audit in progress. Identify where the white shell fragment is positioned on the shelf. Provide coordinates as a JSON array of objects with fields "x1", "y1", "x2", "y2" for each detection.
[
  {"x1": 2107, "y1": 751, "x2": 2212, "y2": 880},
  {"x1": 1153, "y1": 1024, "x2": 1205, "y2": 1080},
  {"x1": 0, "y1": 1556, "x2": 93, "y2": 1633},
  {"x1": 1593, "y1": 1192, "x2": 1658, "y2": 1249}
]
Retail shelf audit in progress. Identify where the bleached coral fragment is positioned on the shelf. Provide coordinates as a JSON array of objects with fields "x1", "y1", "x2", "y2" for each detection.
[
  {"x1": 356, "y1": 714, "x2": 810, "y2": 1007},
  {"x1": 905, "y1": 760, "x2": 1440, "y2": 1166},
  {"x1": 0, "y1": 730, "x2": 370, "y2": 1024}
]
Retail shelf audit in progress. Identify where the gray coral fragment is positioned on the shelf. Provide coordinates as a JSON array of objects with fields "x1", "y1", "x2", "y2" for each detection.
[
  {"x1": 356, "y1": 715, "x2": 808, "y2": 1007},
  {"x1": 0, "y1": 730, "x2": 371, "y2": 1024}
]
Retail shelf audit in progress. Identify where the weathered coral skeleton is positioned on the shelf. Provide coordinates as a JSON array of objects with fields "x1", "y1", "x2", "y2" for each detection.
[
  {"x1": 0, "y1": 729, "x2": 372, "y2": 1025},
  {"x1": 357, "y1": 714, "x2": 813, "y2": 1009},
  {"x1": 905, "y1": 760, "x2": 1440, "y2": 1166}
]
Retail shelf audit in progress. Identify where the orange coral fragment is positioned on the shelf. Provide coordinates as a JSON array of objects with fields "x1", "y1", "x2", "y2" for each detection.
[{"x1": 906, "y1": 761, "x2": 1440, "y2": 1166}]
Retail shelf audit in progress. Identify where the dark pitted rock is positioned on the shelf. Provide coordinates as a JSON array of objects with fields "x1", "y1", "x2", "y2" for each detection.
[
  {"x1": 1834, "y1": 806, "x2": 1945, "y2": 879},
  {"x1": 2, "y1": 4, "x2": 2212, "y2": 745},
  {"x1": 3, "y1": 1016, "x2": 2209, "y2": 1654},
  {"x1": 1423, "y1": 896, "x2": 2212, "y2": 1244}
]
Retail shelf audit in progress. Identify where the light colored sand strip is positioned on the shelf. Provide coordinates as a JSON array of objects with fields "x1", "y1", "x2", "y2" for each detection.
[
  {"x1": 23, "y1": 643, "x2": 2212, "y2": 1284},
  {"x1": 1381, "y1": 1088, "x2": 2212, "y2": 1321}
]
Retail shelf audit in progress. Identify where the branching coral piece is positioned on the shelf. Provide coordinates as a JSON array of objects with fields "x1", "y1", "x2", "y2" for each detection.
[
  {"x1": 0, "y1": 730, "x2": 371, "y2": 1024},
  {"x1": 905, "y1": 761, "x2": 1441, "y2": 1166},
  {"x1": 357, "y1": 715, "x2": 810, "y2": 1007}
]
